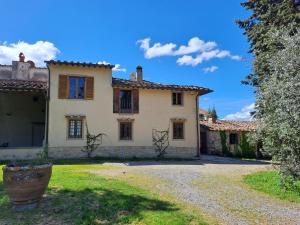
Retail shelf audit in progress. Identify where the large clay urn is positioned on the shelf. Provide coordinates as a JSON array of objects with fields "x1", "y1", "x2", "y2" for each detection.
[{"x1": 2, "y1": 163, "x2": 52, "y2": 211}]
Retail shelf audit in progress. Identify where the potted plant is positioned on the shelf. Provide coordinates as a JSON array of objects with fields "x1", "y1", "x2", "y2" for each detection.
[{"x1": 2, "y1": 146, "x2": 52, "y2": 211}]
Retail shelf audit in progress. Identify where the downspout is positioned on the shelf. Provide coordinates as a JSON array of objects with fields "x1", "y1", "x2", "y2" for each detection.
[
  {"x1": 44, "y1": 65, "x2": 50, "y2": 150},
  {"x1": 196, "y1": 93, "x2": 201, "y2": 158}
]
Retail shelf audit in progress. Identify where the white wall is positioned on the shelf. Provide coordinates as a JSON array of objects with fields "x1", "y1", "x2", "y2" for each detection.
[{"x1": 48, "y1": 65, "x2": 198, "y2": 156}]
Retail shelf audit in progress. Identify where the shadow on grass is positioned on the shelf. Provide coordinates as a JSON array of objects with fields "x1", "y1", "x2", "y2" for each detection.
[{"x1": 0, "y1": 184, "x2": 179, "y2": 225}]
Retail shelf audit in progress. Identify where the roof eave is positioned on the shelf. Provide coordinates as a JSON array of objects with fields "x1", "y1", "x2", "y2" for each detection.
[{"x1": 45, "y1": 60, "x2": 115, "y2": 69}]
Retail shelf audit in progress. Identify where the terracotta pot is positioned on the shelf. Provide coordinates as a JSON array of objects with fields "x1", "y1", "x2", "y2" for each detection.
[{"x1": 3, "y1": 163, "x2": 52, "y2": 211}]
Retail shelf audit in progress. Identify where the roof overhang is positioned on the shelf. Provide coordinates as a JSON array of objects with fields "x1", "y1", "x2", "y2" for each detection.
[
  {"x1": 0, "y1": 79, "x2": 47, "y2": 93},
  {"x1": 45, "y1": 60, "x2": 115, "y2": 69}
]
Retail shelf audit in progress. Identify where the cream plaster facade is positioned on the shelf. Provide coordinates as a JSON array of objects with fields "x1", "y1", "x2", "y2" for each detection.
[{"x1": 47, "y1": 64, "x2": 199, "y2": 158}]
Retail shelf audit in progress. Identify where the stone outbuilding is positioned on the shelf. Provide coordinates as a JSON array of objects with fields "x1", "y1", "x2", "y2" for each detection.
[{"x1": 199, "y1": 114, "x2": 257, "y2": 156}]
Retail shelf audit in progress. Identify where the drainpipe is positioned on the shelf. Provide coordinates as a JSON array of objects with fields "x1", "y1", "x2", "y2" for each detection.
[
  {"x1": 44, "y1": 65, "x2": 50, "y2": 148},
  {"x1": 196, "y1": 93, "x2": 201, "y2": 158}
]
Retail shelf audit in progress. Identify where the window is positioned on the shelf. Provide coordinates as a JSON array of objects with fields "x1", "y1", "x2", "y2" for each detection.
[
  {"x1": 172, "y1": 92, "x2": 183, "y2": 105},
  {"x1": 68, "y1": 119, "x2": 83, "y2": 139},
  {"x1": 229, "y1": 133, "x2": 238, "y2": 145},
  {"x1": 173, "y1": 122, "x2": 184, "y2": 139},
  {"x1": 120, "y1": 90, "x2": 132, "y2": 113},
  {"x1": 69, "y1": 77, "x2": 85, "y2": 99},
  {"x1": 119, "y1": 122, "x2": 132, "y2": 140}
]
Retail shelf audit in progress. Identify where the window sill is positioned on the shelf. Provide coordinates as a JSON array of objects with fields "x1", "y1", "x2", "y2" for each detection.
[{"x1": 172, "y1": 138, "x2": 185, "y2": 141}]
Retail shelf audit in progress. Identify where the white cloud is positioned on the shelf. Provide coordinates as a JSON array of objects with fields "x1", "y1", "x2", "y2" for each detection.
[
  {"x1": 137, "y1": 37, "x2": 242, "y2": 67},
  {"x1": 98, "y1": 61, "x2": 126, "y2": 72},
  {"x1": 231, "y1": 55, "x2": 243, "y2": 61},
  {"x1": 0, "y1": 41, "x2": 60, "y2": 67},
  {"x1": 136, "y1": 38, "x2": 176, "y2": 59},
  {"x1": 177, "y1": 49, "x2": 233, "y2": 66},
  {"x1": 174, "y1": 37, "x2": 217, "y2": 55},
  {"x1": 223, "y1": 103, "x2": 255, "y2": 121},
  {"x1": 113, "y1": 64, "x2": 126, "y2": 72},
  {"x1": 203, "y1": 66, "x2": 218, "y2": 73}
]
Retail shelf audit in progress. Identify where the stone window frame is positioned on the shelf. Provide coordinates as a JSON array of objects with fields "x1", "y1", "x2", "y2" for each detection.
[
  {"x1": 171, "y1": 118, "x2": 186, "y2": 140},
  {"x1": 65, "y1": 115, "x2": 85, "y2": 140},
  {"x1": 118, "y1": 118, "x2": 134, "y2": 141}
]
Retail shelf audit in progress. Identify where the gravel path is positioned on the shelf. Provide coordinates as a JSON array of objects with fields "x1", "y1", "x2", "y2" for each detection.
[{"x1": 98, "y1": 156, "x2": 300, "y2": 225}]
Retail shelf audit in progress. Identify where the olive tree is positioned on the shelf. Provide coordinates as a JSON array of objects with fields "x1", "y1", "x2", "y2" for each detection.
[{"x1": 256, "y1": 28, "x2": 300, "y2": 185}]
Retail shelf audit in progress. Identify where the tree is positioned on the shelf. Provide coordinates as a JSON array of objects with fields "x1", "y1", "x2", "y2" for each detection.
[
  {"x1": 208, "y1": 106, "x2": 218, "y2": 120},
  {"x1": 256, "y1": 29, "x2": 300, "y2": 185},
  {"x1": 237, "y1": 0, "x2": 300, "y2": 86}
]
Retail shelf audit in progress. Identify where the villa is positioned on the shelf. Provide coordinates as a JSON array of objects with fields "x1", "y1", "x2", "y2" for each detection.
[{"x1": 0, "y1": 53, "x2": 212, "y2": 159}]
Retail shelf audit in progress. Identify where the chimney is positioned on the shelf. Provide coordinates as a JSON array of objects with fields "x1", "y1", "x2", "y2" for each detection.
[
  {"x1": 19, "y1": 52, "x2": 25, "y2": 62},
  {"x1": 136, "y1": 65, "x2": 143, "y2": 81},
  {"x1": 129, "y1": 66, "x2": 143, "y2": 81}
]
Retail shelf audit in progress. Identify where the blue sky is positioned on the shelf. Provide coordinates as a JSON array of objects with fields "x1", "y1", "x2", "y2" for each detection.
[{"x1": 0, "y1": 0, "x2": 255, "y2": 119}]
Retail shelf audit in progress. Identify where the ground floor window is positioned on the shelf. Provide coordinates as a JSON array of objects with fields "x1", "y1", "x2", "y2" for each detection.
[
  {"x1": 229, "y1": 133, "x2": 238, "y2": 145},
  {"x1": 68, "y1": 119, "x2": 83, "y2": 139},
  {"x1": 119, "y1": 121, "x2": 133, "y2": 140},
  {"x1": 173, "y1": 122, "x2": 184, "y2": 139}
]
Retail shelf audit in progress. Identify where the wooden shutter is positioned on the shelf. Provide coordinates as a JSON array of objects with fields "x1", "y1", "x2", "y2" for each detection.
[
  {"x1": 85, "y1": 77, "x2": 94, "y2": 100},
  {"x1": 58, "y1": 75, "x2": 68, "y2": 99},
  {"x1": 113, "y1": 88, "x2": 120, "y2": 113},
  {"x1": 132, "y1": 89, "x2": 139, "y2": 113}
]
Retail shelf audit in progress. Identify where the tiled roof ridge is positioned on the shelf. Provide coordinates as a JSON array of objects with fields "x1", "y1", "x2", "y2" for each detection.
[
  {"x1": 200, "y1": 119, "x2": 256, "y2": 131},
  {"x1": 112, "y1": 77, "x2": 212, "y2": 94}
]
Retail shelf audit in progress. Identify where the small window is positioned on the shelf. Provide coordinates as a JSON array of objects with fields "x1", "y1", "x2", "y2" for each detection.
[
  {"x1": 120, "y1": 90, "x2": 132, "y2": 113},
  {"x1": 172, "y1": 92, "x2": 183, "y2": 105},
  {"x1": 229, "y1": 133, "x2": 238, "y2": 145},
  {"x1": 173, "y1": 122, "x2": 184, "y2": 139},
  {"x1": 68, "y1": 119, "x2": 83, "y2": 139},
  {"x1": 69, "y1": 77, "x2": 85, "y2": 99},
  {"x1": 119, "y1": 122, "x2": 132, "y2": 140}
]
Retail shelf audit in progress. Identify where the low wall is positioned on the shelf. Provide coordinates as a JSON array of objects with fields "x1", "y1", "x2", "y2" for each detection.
[
  {"x1": 48, "y1": 146, "x2": 198, "y2": 159},
  {"x1": 0, "y1": 147, "x2": 43, "y2": 160}
]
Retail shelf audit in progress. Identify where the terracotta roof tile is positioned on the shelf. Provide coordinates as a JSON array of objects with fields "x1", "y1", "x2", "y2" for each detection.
[
  {"x1": 200, "y1": 120, "x2": 256, "y2": 132},
  {"x1": 112, "y1": 78, "x2": 212, "y2": 94},
  {"x1": 45, "y1": 60, "x2": 114, "y2": 69},
  {"x1": 0, "y1": 79, "x2": 47, "y2": 92}
]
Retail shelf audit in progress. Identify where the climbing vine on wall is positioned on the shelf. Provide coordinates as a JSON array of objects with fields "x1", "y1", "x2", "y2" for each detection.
[
  {"x1": 152, "y1": 129, "x2": 170, "y2": 158},
  {"x1": 239, "y1": 133, "x2": 256, "y2": 159},
  {"x1": 82, "y1": 122, "x2": 106, "y2": 158},
  {"x1": 219, "y1": 131, "x2": 231, "y2": 156}
]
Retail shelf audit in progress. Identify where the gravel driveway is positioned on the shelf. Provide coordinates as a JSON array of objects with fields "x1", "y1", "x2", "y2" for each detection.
[{"x1": 96, "y1": 156, "x2": 300, "y2": 225}]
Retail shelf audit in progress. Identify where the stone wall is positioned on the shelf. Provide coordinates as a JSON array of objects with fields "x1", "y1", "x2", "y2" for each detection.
[
  {"x1": 48, "y1": 146, "x2": 197, "y2": 159},
  {"x1": 206, "y1": 131, "x2": 223, "y2": 155},
  {"x1": 205, "y1": 130, "x2": 250, "y2": 155},
  {"x1": 0, "y1": 148, "x2": 43, "y2": 160},
  {"x1": 0, "y1": 62, "x2": 48, "y2": 81}
]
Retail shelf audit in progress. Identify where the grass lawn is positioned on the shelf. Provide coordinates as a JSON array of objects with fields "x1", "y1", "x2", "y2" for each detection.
[
  {"x1": 243, "y1": 171, "x2": 300, "y2": 203},
  {"x1": 0, "y1": 163, "x2": 208, "y2": 225}
]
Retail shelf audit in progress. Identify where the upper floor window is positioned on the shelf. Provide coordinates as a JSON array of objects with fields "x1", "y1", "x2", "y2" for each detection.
[
  {"x1": 120, "y1": 90, "x2": 132, "y2": 113},
  {"x1": 229, "y1": 133, "x2": 238, "y2": 145},
  {"x1": 113, "y1": 88, "x2": 139, "y2": 114},
  {"x1": 172, "y1": 92, "x2": 183, "y2": 105},
  {"x1": 58, "y1": 75, "x2": 94, "y2": 100},
  {"x1": 69, "y1": 77, "x2": 85, "y2": 99}
]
